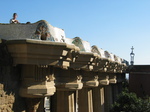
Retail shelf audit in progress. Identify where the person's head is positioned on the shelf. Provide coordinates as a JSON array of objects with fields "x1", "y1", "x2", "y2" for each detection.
[{"x1": 13, "y1": 13, "x2": 17, "y2": 19}]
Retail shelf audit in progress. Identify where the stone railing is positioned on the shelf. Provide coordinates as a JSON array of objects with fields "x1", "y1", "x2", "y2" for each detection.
[{"x1": 0, "y1": 20, "x2": 128, "y2": 112}]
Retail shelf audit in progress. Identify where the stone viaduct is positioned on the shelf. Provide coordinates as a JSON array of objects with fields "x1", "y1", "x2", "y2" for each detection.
[{"x1": 0, "y1": 20, "x2": 128, "y2": 112}]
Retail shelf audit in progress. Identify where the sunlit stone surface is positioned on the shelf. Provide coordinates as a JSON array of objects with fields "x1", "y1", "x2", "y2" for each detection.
[{"x1": 0, "y1": 20, "x2": 128, "y2": 112}]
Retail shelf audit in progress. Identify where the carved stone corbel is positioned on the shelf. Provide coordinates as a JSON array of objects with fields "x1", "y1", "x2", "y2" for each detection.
[
  {"x1": 70, "y1": 52, "x2": 98, "y2": 71},
  {"x1": 109, "y1": 74, "x2": 117, "y2": 84},
  {"x1": 19, "y1": 65, "x2": 56, "y2": 98},
  {"x1": 65, "y1": 75, "x2": 83, "y2": 90},
  {"x1": 81, "y1": 70, "x2": 99, "y2": 87},
  {"x1": 106, "y1": 60, "x2": 118, "y2": 73},
  {"x1": 54, "y1": 68, "x2": 83, "y2": 91},
  {"x1": 98, "y1": 73, "x2": 109, "y2": 86}
]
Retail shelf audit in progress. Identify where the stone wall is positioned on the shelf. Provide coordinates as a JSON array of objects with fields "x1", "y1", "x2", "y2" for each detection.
[
  {"x1": 0, "y1": 40, "x2": 26, "y2": 112},
  {"x1": 0, "y1": 83, "x2": 14, "y2": 112}
]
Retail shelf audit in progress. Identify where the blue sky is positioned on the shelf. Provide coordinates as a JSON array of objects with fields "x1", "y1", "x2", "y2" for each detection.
[{"x1": 1, "y1": 0, "x2": 150, "y2": 65}]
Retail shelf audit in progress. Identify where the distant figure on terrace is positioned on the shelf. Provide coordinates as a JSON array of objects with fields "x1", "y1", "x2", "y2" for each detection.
[{"x1": 10, "y1": 13, "x2": 19, "y2": 24}]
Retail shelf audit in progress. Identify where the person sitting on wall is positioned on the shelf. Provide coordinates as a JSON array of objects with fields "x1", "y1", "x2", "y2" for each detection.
[{"x1": 10, "y1": 13, "x2": 19, "y2": 24}]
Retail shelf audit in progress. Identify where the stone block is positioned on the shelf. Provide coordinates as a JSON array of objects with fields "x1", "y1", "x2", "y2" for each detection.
[
  {"x1": 8, "y1": 95, "x2": 15, "y2": 104},
  {"x1": 0, "y1": 90, "x2": 3, "y2": 95},
  {"x1": 0, "y1": 105, "x2": 2, "y2": 109},
  {"x1": 4, "y1": 96, "x2": 8, "y2": 104},
  {"x1": 0, "y1": 84, "x2": 3, "y2": 90},
  {"x1": 0, "y1": 97, "x2": 3, "y2": 105},
  {"x1": 0, "y1": 97, "x2": 5, "y2": 105},
  {"x1": 1, "y1": 91, "x2": 6, "y2": 97},
  {"x1": 0, "y1": 105, "x2": 6, "y2": 112},
  {"x1": 6, "y1": 106, "x2": 12, "y2": 112}
]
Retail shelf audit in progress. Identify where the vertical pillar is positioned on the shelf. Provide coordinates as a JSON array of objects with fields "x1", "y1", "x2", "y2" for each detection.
[
  {"x1": 78, "y1": 88, "x2": 93, "y2": 112},
  {"x1": 112, "y1": 84, "x2": 119, "y2": 102},
  {"x1": 25, "y1": 98, "x2": 41, "y2": 112},
  {"x1": 104, "y1": 85, "x2": 113, "y2": 112},
  {"x1": 118, "y1": 82, "x2": 123, "y2": 93},
  {"x1": 51, "y1": 91, "x2": 75, "y2": 112},
  {"x1": 37, "y1": 98, "x2": 44, "y2": 112},
  {"x1": 75, "y1": 90, "x2": 79, "y2": 112},
  {"x1": 92, "y1": 86, "x2": 105, "y2": 112}
]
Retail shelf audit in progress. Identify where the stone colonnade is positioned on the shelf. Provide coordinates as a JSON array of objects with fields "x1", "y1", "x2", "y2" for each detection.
[
  {"x1": 5, "y1": 39, "x2": 127, "y2": 112},
  {"x1": 49, "y1": 67, "x2": 124, "y2": 112}
]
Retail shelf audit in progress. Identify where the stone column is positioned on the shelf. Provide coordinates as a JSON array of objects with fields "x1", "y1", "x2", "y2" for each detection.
[
  {"x1": 51, "y1": 68, "x2": 83, "y2": 112},
  {"x1": 77, "y1": 70, "x2": 99, "y2": 112},
  {"x1": 78, "y1": 88, "x2": 93, "y2": 112},
  {"x1": 92, "y1": 86, "x2": 105, "y2": 112},
  {"x1": 25, "y1": 98, "x2": 41, "y2": 112},
  {"x1": 51, "y1": 91, "x2": 75, "y2": 112},
  {"x1": 104, "y1": 85, "x2": 113, "y2": 112},
  {"x1": 111, "y1": 84, "x2": 119, "y2": 102},
  {"x1": 37, "y1": 98, "x2": 45, "y2": 112}
]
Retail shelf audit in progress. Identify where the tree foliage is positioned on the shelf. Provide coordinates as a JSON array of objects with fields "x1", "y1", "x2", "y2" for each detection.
[{"x1": 110, "y1": 88, "x2": 150, "y2": 112}]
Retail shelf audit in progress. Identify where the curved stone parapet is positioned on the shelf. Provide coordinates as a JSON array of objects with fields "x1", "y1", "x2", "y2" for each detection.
[
  {"x1": 66, "y1": 38, "x2": 99, "y2": 71},
  {"x1": 91, "y1": 45, "x2": 128, "y2": 73},
  {"x1": 65, "y1": 37, "x2": 98, "y2": 71},
  {"x1": 71, "y1": 37, "x2": 91, "y2": 52},
  {"x1": 0, "y1": 20, "x2": 66, "y2": 42},
  {"x1": 2, "y1": 20, "x2": 128, "y2": 72},
  {"x1": 92, "y1": 46, "x2": 111, "y2": 72}
]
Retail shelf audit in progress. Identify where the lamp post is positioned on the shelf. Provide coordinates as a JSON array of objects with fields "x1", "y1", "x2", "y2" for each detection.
[{"x1": 130, "y1": 46, "x2": 135, "y2": 65}]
